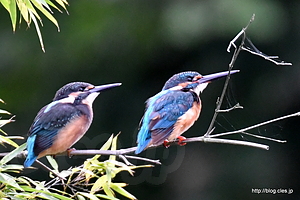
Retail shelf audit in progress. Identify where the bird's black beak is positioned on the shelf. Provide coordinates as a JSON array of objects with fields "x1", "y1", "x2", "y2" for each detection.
[
  {"x1": 89, "y1": 83, "x2": 122, "y2": 93},
  {"x1": 198, "y1": 70, "x2": 239, "y2": 84}
]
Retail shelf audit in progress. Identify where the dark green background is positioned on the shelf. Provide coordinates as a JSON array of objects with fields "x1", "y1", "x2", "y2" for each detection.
[{"x1": 0, "y1": 0, "x2": 299, "y2": 199}]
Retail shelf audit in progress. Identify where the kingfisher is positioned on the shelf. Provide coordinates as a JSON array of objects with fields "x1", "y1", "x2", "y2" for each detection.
[
  {"x1": 24, "y1": 81, "x2": 121, "y2": 168},
  {"x1": 135, "y1": 70, "x2": 239, "y2": 154}
]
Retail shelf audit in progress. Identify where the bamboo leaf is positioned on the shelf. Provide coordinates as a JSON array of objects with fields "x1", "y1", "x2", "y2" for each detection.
[
  {"x1": 9, "y1": 0, "x2": 17, "y2": 31},
  {"x1": 16, "y1": 0, "x2": 30, "y2": 24},
  {"x1": 0, "y1": 109, "x2": 11, "y2": 115},
  {"x1": 0, "y1": 0, "x2": 10, "y2": 12},
  {"x1": 90, "y1": 175, "x2": 107, "y2": 194},
  {"x1": 0, "y1": 173, "x2": 24, "y2": 191},
  {"x1": 30, "y1": 0, "x2": 60, "y2": 31},
  {"x1": 1, "y1": 0, "x2": 16, "y2": 31},
  {"x1": 110, "y1": 183, "x2": 137, "y2": 200},
  {"x1": 54, "y1": 0, "x2": 68, "y2": 11},
  {"x1": 24, "y1": 0, "x2": 41, "y2": 22},
  {"x1": 93, "y1": 134, "x2": 113, "y2": 160},
  {"x1": 95, "y1": 194, "x2": 119, "y2": 200},
  {"x1": 21, "y1": 185, "x2": 73, "y2": 200},
  {"x1": 46, "y1": 155, "x2": 59, "y2": 172},
  {"x1": 0, "y1": 135, "x2": 19, "y2": 147},
  {"x1": 44, "y1": 0, "x2": 62, "y2": 13},
  {"x1": 35, "y1": 0, "x2": 52, "y2": 13},
  {"x1": 77, "y1": 192, "x2": 100, "y2": 200},
  {"x1": 76, "y1": 194, "x2": 86, "y2": 200},
  {"x1": 103, "y1": 183, "x2": 115, "y2": 198},
  {"x1": 28, "y1": 10, "x2": 45, "y2": 52},
  {"x1": 0, "y1": 143, "x2": 26, "y2": 166},
  {"x1": 0, "y1": 117, "x2": 15, "y2": 128},
  {"x1": 109, "y1": 134, "x2": 119, "y2": 161}
]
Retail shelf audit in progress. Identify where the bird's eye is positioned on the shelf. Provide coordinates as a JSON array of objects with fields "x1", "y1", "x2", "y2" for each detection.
[
  {"x1": 187, "y1": 76, "x2": 193, "y2": 82},
  {"x1": 78, "y1": 87, "x2": 85, "y2": 92}
]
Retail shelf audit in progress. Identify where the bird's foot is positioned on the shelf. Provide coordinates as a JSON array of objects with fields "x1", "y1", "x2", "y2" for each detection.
[
  {"x1": 163, "y1": 139, "x2": 170, "y2": 148},
  {"x1": 177, "y1": 136, "x2": 187, "y2": 146},
  {"x1": 67, "y1": 148, "x2": 76, "y2": 158}
]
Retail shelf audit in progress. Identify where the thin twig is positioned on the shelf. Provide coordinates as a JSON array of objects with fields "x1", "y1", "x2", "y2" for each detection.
[
  {"x1": 240, "y1": 131, "x2": 286, "y2": 143},
  {"x1": 118, "y1": 155, "x2": 134, "y2": 166},
  {"x1": 204, "y1": 18, "x2": 249, "y2": 136},
  {"x1": 241, "y1": 46, "x2": 292, "y2": 66},
  {"x1": 217, "y1": 103, "x2": 243, "y2": 113},
  {"x1": 36, "y1": 160, "x2": 66, "y2": 180},
  {"x1": 210, "y1": 112, "x2": 300, "y2": 139},
  {"x1": 124, "y1": 155, "x2": 161, "y2": 165},
  {"x1": 183, "y1": 137, "x2": 269, "y2": 150},
  {"x1": 227, "y1": 14, "x2": 255, "y2": 53}
]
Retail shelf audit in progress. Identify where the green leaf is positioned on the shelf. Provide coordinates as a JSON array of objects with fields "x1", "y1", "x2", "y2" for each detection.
[
  {"x1": 1, "y1": 164, "x2": 24, "y2": 173},
  {"x1": 0, "y1": 143, "x2": 26, "y2": 166},
  {"x1": 44, "y1": 0, "x2": 62, "y2": 13},
  {"x1": 0, "y1": 135, "x2": 19, "y2": 147},
  {"x1": 16, "y1": 0, "x2": 30, "y2": 23},
  {"x1": 28, "y1": 10, "x2": 45, "y2": 52},
  {"x1": 21, "y1": 185, "x2": 73, "y2": 200},
  {"x1": 0, "y1": 0, "x2": 17, "y2": 31},
  {"x1": 0, "y1": 173, "x2": 24, "y2": 191},
  {"x1": 0, "y1": 118, "x2": 15, "y2": 128},
  {"x1": 30, "y1": 0, "x2": 60, "y2": 31},
  {"x1": 76, "y1": 194, "x2": 86, "y2": 200},
  {"x1": 93, "y1": 134, "x2": 113, "y2": 160},
  {"x1": 103, "y1": 183, "x2": 115, "y2": 198},
  {"x1": 95, "y1": 194, "x2": 119, "y2": 200},
  {"x1": 77, "y1": 192, "x2": 100, "y2": 200},
  {"x1": 110, "y1": 183, "x2": 137, "y2": 200},
  {"x1": 90, "y1": 175, "x2": 107, "y2": 194},
  {"x1": 46, "y1": 155, "x2": 59, "y2": 172},
  {"x1": 54, "y1": 0, "x2": 68, "y2": 12},
  {"x1": 23, "y1": 0, "x2": 41, "y2": 22},
  {"x1": 109, "y1": 134, "x2": 119, "y2": 161},
  {"x1": 0, "y1": 109, "x2": 11, "y2": 115}
]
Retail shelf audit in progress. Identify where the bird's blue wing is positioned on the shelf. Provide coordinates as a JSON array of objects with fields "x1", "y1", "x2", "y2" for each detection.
[
  {"x1": 135, "y1": 90, "x2": 195, "y2": 154},
  {"x1": 24, "y1": 103, "x2": 80, "y2": 167}
]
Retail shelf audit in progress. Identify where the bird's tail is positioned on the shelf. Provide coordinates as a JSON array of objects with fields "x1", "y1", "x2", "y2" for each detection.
[
  {"x1": 24, "y1": 135, "x2": 38, "y2": 168},
  {"x1": 135, "y1": 125, "x2": 151, "y2": 154},
  {"x1": 135, "y1": 138, "x2": 151, "y2": 154}
]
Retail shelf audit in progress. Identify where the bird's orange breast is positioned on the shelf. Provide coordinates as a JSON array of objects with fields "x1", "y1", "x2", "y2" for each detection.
[
  {"x1": 38, "y1": 115, "x2": 91, "y2": 158},
  {"x1": 168, "y1": 101, "x2": 201, "y2": 141}
]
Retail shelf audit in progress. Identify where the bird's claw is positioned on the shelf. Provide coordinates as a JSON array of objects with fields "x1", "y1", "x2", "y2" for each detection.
[
  {"x1": 163, "y1": 140, "x2": 170, "y2": 148},
  {"x1": 177, "y1": 136, "x2": 187, "y2": 146},
  {"x1": 67, "y1": 148, "x2": 76, "y2": 158}
]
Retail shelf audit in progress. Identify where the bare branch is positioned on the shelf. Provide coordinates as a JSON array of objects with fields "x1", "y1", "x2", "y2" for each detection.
[
  {"x1": 217, "y1": 103, "x2": 243, "y2": 113},
  {"x1": 227, "y1": 14, "x2": 255, "y2": 53},
  {"x1": 124, "y1": 155, "x2": 161, "y2": 165},
  {"x1": 183, "y1": 137, "x2": 269, "y2": 150},
  {"x1": 210, "y1": 112, "x2": 300, "y2": 139},
  {"x1": 239, "y1": 131, "x2": 286, "y2": 143},
  {"x1": 241, "y1": 46, "x2": 292, "y2": 66}
]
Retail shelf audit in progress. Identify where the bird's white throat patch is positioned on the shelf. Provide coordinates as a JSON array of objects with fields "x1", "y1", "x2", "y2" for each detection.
[
  {"x1": 82, "y1": 92, "x2": 100, "y2": 107},
  {"x1": 194, "y1": 82, "x2": 208, "y2": 95}
]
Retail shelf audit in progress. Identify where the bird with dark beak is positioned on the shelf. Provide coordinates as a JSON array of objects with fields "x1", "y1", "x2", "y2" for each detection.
[
  {"x1": 135, "y1": 70, "x2": 239, "y2": 154},
  {"x1": 24, "y1": 82, "x2": 121, "y2": 167}
]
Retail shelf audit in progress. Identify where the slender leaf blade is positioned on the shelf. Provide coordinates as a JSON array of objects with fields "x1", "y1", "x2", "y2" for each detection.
[
  {"x1": 0, "y1": 143, "x2": 26, "y2": 165},
  {"x1": 110, "y1": 183, "x2": 137, "y2": 200}
]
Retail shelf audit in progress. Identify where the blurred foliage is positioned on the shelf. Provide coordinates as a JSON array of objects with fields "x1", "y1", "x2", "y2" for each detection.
[
  {"x1": 0, "y1": 105, "x2": 151, "y2": 200},
  {"x1": 0, "y1": 0, "x2": 68, "y2": 52}
]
